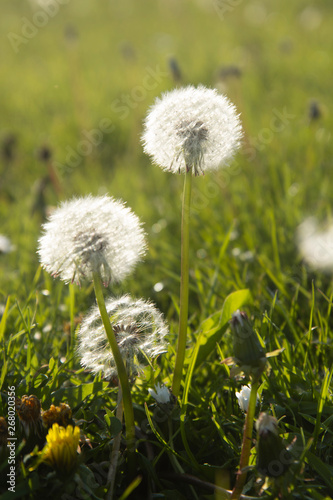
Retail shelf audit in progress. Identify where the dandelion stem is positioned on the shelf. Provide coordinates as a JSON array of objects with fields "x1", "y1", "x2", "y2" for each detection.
[
  {"x1": 92, "y1": 272, "x2": 136, "y2": 454},
  {"x1": 231, "y1": 380, "x2": 259, "y2": 500},
  {"x1": 172, "y1": 168, "x2": 192, "y2": 398},
  {"x1": 107, "y1": 383, "x2": 123, "y2": 500}
]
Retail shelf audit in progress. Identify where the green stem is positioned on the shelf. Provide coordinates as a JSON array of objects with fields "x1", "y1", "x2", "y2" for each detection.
[
  {"x1": 107, "y1": 383, "x2": 123, "y2": 500},
  {"x1": 231, "y1": 381, "x2": 259, "y2": 500},
  {"x1": 168, "y1": 416, "x2": 199, "y2": 500},
  {"x1": 93, "y1": 272, "x2": 136, "y2": 454},
  {"x1": 172, "y1": 169, "x2": 193, "y2": 398}
]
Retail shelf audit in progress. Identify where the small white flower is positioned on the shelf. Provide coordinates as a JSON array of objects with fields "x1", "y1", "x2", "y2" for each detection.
[
  {"x1": 297, "y1": 217, "x2": 333, "y2": 272},
  {"x1": 38, "y1": 195, "x2": 146, "y2": 285},
  {"x1": 148, "y1": 383, "x2": 171, "y2": 404},
  {"x1": 142, "y1": 85, "x2": 242, "y2": 175},
  {"x1": 77, "y1": 295, "x2": 168, "y2": 377},
  {"x1": 235, "y1": 385, "x2": 259, "y2": 412},
  {"x1": 0, "y1": 235, "x2": 15, "y2": 254}
]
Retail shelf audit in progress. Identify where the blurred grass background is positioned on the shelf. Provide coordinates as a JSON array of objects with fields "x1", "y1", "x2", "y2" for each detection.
[
  {"x1": 1, "y1": 0, "x2": 332, "y2": 300},
  {"x1": 1, "y1": 0, "x2": 333, "y2": 377},
  {"x1": 1, "y1": 1, "x2": 333, "y2": 497}
]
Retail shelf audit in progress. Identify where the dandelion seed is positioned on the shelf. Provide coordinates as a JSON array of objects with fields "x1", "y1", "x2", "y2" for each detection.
[
  {"x1": 142, "y1": 85, "x2": 242, "y2": 175},
  {"x1": 77, "y1": 295, "x2": 168, "y2": 378},
  {"x1": 38, "y1": 195, "x2": 147, "y2": 285},
  {"x1": 297, "y1": 217, "x2": 333, "y2": 272}
]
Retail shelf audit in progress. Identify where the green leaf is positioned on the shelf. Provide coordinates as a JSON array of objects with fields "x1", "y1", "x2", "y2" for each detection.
[
  {"x1": 194, "y1": 289, "x2": 252, "y2": 368},
  {"x1": 219, "y1": 289, "x2": 252, "y2": 326},
  {"x1": 313, "y1": 368, "x2": 333, "y2": 448},
  {"x1": 50, "y1": 381, "x2": 110, "y2": 406},
  {"x1": 48, "y1": 357, "x2": 55, "y2": 372},
  {"x1": 307, "y1": 451, "x2": 333, "y2": 491},
  {"x1": 104, "y1": 412, "x2": 122, "y2": 436},
  {"x1": 0, "y1": 295, "x2": 10, "y2": 343},
  {"x1": 118, "y1": 475, "x2": 142, "y2": 500}
]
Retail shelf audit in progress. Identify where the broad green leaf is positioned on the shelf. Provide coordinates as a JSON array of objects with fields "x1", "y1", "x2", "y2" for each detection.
[
  {"x1": 104, "y1": 413, "x2": 122, "y2": 436},
  {"x1": 195, "y1": 289, "x2": 252, "y2": 368},
  {"x1": 219, "y1": 289, "x2": 252, "y2": 326},
  {"x1": 51, "y1": 381, "x2": 109, "y2": 406},
  {"x1": 307, "y1": 451, "x2": 333, "y2": 491}
]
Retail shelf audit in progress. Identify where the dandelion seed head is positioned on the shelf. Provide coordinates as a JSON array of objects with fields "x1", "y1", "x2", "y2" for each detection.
[
  {"x1": 297, "y1": 217, "x2": 333, "y2": 272},
  {"x1": 142, "y1": 85, "x2": 242, "y2": 175},
  {"x1": 38, "y1": 195, "x2": 147, "y2": 285},
  {"x1": 77, "y1": 295, "x2": 168, "y2": 378},
  {"x1": 0, "y1": 235, "x2": 15, "y2": 254}
]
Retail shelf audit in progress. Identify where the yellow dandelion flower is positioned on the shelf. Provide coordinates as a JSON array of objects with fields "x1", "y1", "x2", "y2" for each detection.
[{"x1": 42, "y1": 423, "x2": 80, "y2": 476}]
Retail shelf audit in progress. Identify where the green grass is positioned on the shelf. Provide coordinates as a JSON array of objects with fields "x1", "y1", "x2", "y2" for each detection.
[{"x1": 1, "y1": 1, "x2": 333, "y2": 498}]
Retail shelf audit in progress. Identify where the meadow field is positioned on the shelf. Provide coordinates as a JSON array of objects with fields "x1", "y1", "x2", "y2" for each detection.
[{"x1": 0, "y1": 1, "x2": 333, "y2": 499}]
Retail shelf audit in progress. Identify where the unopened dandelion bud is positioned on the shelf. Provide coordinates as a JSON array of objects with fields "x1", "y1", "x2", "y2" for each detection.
[
  {"x1": 256, "y1": 412, "x2": 291, "y2": 477},
  {"x1": 230, "y1": 310, "x2": 266, "y2": 377}
]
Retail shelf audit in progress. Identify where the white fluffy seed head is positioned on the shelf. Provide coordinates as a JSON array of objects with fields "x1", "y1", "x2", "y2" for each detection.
[
  {"x1": 38, "y1": 195, "x2": 147, "y2": 285},
  {"x1": 0, "y1": 235, "x2": 14, "y2": 254},
  {"x1": 297, "y1": 217, "x2": 333, "y2": 272},
  {"x1": 77, "y1": 295, "x2": 169, "y2": 378},
  {"x1": 142, "y1": 85, "x2": 242, "y2": 175}
]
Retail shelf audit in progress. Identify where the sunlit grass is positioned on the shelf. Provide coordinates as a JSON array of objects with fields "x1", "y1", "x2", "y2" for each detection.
[{"x1": 1, "y1": 0, "x2": 333, "y2": 498}]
